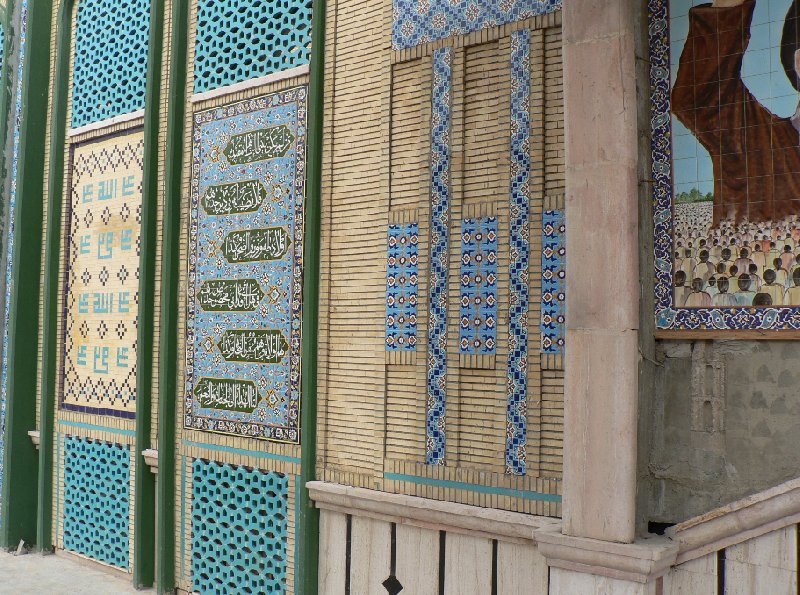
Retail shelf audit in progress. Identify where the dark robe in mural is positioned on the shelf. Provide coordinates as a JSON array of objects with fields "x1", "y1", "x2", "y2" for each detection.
[{"x1": 672, "y1": 0, "x2": 800, "y2": 226}]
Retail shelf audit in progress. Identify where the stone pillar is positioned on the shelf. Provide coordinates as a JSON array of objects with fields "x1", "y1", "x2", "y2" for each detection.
[{"x1": 562, "y1": 0, "x2": 641, "y2": 544}]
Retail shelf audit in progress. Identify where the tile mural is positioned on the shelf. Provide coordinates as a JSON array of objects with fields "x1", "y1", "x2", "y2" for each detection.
[
  {"x1": 184, "y1": 88, "x2": 307, "y2": 443},
  {"x1": 60, "y1": 132, "x2": 144, "y2": 418},
  {"x1": 651, "y1": 0, "x2": 800, "y2": 331}
]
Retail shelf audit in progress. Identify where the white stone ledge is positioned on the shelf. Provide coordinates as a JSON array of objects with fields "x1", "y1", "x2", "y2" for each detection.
[
  {"x1": 189, "y1": 64, "x2": 310, "y2": 104},
  {"x1": 311, "y1": 478, "x2": 800, "y2": 582},
  {"x1": 535, "y1": 528, "x2": 678, "y2": 583},
  {"x1": 667, "y1": 477, "x2": 800, "y2": 565},
  {"x1": 307, "y1": 481, "x2": 560, "y2": 544},
  {"x1": 141, "y1": 448, "x2": 158, "y2": 474},
  {"x1": 27, "y1": 430, "x2": 40, "y2": 449},
  {"x1": 68, "y1": 110, "x2": 145, "y2": 137}
]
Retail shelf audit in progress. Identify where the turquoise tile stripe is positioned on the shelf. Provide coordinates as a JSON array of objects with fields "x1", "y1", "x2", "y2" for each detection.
[
  {"x1": 181, "y1": 440, "x2": 301, "y2": 464},
  {"x1": 384, "y1": 472, "x2": 562, "y2": 502},
  {"x1": 58, "y1": 419, "x2": 136, "y2": 437}
]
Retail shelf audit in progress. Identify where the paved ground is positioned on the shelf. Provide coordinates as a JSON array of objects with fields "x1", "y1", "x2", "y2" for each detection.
[{"x1": 0, "y1": 550, "x2": 149, "y2": 594}]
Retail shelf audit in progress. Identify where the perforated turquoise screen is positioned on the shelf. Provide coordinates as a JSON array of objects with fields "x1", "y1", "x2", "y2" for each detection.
[
  {"x1": 62, "y1": 437, "x2": 131, "y2": 569},
  {"x1": 71, "y1": 0, "x2": 152, "y2": 128},
  {"x1": 191, "y1": 460, "x2": 288, "y2": 593},
  {"x1": 193, "y1": 0, "x2": 313, "y2": 94}
]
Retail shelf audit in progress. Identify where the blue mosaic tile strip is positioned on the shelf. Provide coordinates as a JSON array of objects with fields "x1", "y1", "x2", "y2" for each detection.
[
  {"x1": 191, "y1": 460, "x2": 288, "y2": 594},
  {"x1": 62, "y1": 436, "x2": 130, "y2": 569},
  {"x1": 0, "y1": 19, "x2": 6, "y2": 525},
  {"x1": 393, "y1": 0, "x2": 562, "y2": 51},
  {"x1": 386, "y1": 222, "x2": 420, "y2": 352},
  {"x1": 71, "y1": 0, "x2": 151, "y2": 128},
  {"x1": 506, "y1": 29, "x2": 531, "y2": 476},
  {"x1": 0, "y1": 0, "x2": 27, "y2": 527},
  {"x1": 459, "y1": 217, "x2": 498, "y2": 355},
  {"x1": 426, "y1": 47, "x2": 452, "y2": 466},
  {"x1": 194, "y1": 0, "x2": 313, "y2": 94},
  {"x1": 541, "y1": 210, "x2": 566, "y2": 354}
]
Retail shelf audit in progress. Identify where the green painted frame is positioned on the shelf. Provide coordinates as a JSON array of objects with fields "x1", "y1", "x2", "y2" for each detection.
[
  {"x1": 1, "y1": 0, "x2": 53, "y2": 549},
  {"x1": 155, "y1": 0, "x2": 187, "y2": 590},
  {"x1": 35, "y1": 0, "x2": 164, "y2": 586},
  {"x1": 298, "y1": 0, "x2": 326, "y2": 591}
]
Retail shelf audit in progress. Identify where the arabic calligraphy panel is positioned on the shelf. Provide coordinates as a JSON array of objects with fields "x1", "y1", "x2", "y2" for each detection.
[
  {"x1": 185, "y1": 88, "x2": 307, "y2": 443},
  {"x1": 61, "y1": 131, "x2": 144, "y2": 417}
]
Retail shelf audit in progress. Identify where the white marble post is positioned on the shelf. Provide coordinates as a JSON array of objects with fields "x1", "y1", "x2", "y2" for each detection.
[{"x1": 562, "y1": 0, "x2": 641, "y2": 544}]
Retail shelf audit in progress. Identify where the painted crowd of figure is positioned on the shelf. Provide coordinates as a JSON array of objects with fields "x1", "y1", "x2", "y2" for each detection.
[{"x1": 674, "y1": 204, "x2": 800, "y2": 308}]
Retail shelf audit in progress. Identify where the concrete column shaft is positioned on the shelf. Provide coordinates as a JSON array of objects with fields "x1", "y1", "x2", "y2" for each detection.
[{"x1": 562, "y1": 0, "x2": 641, "y2": 544}]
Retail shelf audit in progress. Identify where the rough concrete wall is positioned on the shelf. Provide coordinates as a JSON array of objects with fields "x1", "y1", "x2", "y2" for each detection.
[{"x1": 649, "y1": 340, "x2": 800, "y2": 524}]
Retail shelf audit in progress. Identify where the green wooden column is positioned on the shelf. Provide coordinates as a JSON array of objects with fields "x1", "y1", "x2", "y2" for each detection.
[
  {"x1": 155, "y1": 0, "x2": 188, "y2": 590},
  {"x1": 1, "y1": 0, "x2": 53, "y2": 549},
  {"x1": 36, "y1": 0, "x2": 165, "y2": 582},
  {"x1": 36, "y1": 0, "x2": 71, "y2": 553},
  {"x1": 297, "y1": 0, "x2": 327, "y2": 591},
  {"x1": 133, "y1": 0, "x2": 166, "y2": 586}
]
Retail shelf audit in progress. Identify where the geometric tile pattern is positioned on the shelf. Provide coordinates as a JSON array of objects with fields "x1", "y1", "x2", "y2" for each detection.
[
  {"x1": 541, "y1": 210, "x2": 565, "y2": 354},
  {"x1": 393, "y1": 0, "x2": 562, "y2": 51},
  {"x1": 62, "y1": 437, "x2": 131, "y2": 569},
  {"x1": 459, "y1": 217, "x2": 498, "y2": 355},
  {"x1": 386, "y1": 223, "x2": 419, "y2": 352},
  {"x1": 506, "y1": 29, "x2": 531, "y2": 476},
  {"x1": 61, "y1": 132, "x2": 144, "y2": 418},
  {"x1": 185, "y1": 88, "x2": 307, "y2": 443},
  {"x1": 194, "y1": 0, "x2": 313, "y2": 94},
  {"x1": 191, "y1": 460, "x2": 287, "y2": 594},
  {"x1": 71, "y1": 0, "x2": 151, "y2": 128},
  {"x1": 426, "y1": 47, "x2": 453, "y2": 466}
]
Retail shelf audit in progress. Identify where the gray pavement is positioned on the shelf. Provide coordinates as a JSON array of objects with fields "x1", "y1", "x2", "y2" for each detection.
[{"x1": 0, "y1": 550, "x2": 149, "y2": 594}]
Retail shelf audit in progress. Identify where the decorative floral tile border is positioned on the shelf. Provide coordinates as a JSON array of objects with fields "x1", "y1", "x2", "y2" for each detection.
[
  {"x1": 426, "y1": 47, "x2": 452, "y2": 466},
  {"x1": 392, "y1": 0, "x2": 562, "y2": 51}
]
